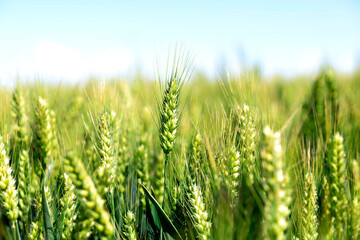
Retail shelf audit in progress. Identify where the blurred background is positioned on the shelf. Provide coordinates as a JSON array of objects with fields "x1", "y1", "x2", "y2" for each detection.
[{"x1": 0, "y1": 0, "x2": 359, "y2": 86}]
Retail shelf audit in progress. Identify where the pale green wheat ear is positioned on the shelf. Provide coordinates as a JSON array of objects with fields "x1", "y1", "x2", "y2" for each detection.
[
  {"x1": 325, "y1": 132, "x2": 349, "y2": 236},
  {"x1": 261, "y1": 126, "x2": 291, "y2": 240},
  {"x1": 237, "y1": 104, "x2": 256, "y2": 185},
  {"x1": 300, "y1": 172, "x2": 318, "y2": 240},
  {"x1": 326, "y1": 218, "x2": 336, "y2": 240},
  {"x1": 11, "y1": 88, "x2": 29, "y2": 147},
  {"x1": 0, "y1": 136, "x2": 19, "y2": 230},
  {"x1": 188, "y1": 183, "x2": 211, "y2": 240},
  {"x1": 187, "y1": 133, "x2": 203, "y2": 185},
  {"x1": 135, "y1": 134, "x2": 150, "y2": 210},
  {"x1": 28, "y1": 221, "x2": 41, "y2": 240},
  {"x1": 123, "y1": 211, "x2": 137, "y2": 240},
  {"x1": 94, "y1": 110, "x2": 116, "y2": 195},
  {"x1": 153, "y1": 153, "x2": 165, "y2": 203},
  {"x1": 28, "y1": 191, "x2": 44, "y2": 239},
  {"x1": 64, "y1": 153, "x2": 114, "y2": 237},
  {"x1": 60, "y1": 173, "x2": 78, "y2": 240},
  {"x1": 49, "y1": 109, "x2": 59, "y2": 159},
  {"x1": 11, "y1": 89, "x2": 30, "y2": 225},
  {"x1": 228, "y1": 145, "x2": 241, "y2": 203},
  {"x1": 319, "y1": 177, "x2": 332, "y2": 237},
  {"x1": 349, "y1": 159, "x2": 360, "y2": 239},
  {"x1": 324, "y1": 69, "x2": 339, "y2": 134},
  {"x1": 115, "y1": 128, "x2": 128, "y2": 196},
  {"x1": 111, "y1": 111, "x2": 126, "y2": 194},
  {"x1": 17, "y1": 149, "x2": 30, "y2": 224},
  {"x1": 33, "y1": 97, "x2": 55, "y2": 175}
]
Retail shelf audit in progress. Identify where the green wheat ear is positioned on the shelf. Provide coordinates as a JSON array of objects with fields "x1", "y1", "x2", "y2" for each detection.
[
  {"x1": 158, "y1": 49, "x2": 193, "y2": 207},
  {"x1": 11, "y1": 88, "x2": 29, "y2": 148},
  {"x1": 60, "y1": 173, "x2": 78, "y2": 240},
  {"x1": 94, "y1": 110, "x2": 116, "y2": 195},
  {"x1": 115, "y1": 127, "x2": 128, "y2": 196},
  {"x1": 325, "y1": 132, "x2": 349, "y2": 237},
  {"x1": 159, "y1": 76, "x2": 180, "y2": 157},
  {"x1": 319, "y1": 177, "x2": 332, "y2": 237},
  {"x1": 324, "y1": 69, "x2": 339, "y2": 135},
  {"x1": 135, "y1": 134, "x2": 150, "y2": 210},
  {"x1": 153, "y1": 153, "x2": 165, "y2": 203},
  {"x1": 28, "y1": 221, "x2": 41, "y2": 240},
  {"x1": 10, "y1": 90, "x2": 30, "y2": 224},
  {"x1": 349, "y1": 159, "x2": 360, "y2": 240},
  {"x1": 261, "y1": 126, "x2": 291, "y2": 240},
  {"x1": 237, "y1": 104, "x2": 256, "y2": 185},
  {"x1": 300, "y1": 172, "x2": 318, "y2": 240},
  {"x1": 187, "y1": 133, "x2": 203, "y2": 186},
  {"x1": 33, "y1": 97, "x2": 56, "y2": 176},
  {"x1": 64, "y1": 153, "x2": 114, "y2": 237},
  {"x1": 17, "y1": 149, "x2": 30, "y2": 225},
  {"x1": 0, "y1": 136, "x2": 19, "y2": 231},
  {"x1": 228, "y1": 145, "x2": 241, "y2": 203},
  {"x1": 302, "y1": 69, "x2": 339, "y2": 148},
  {"x1": 188, "y1": 183, "x2": 211, "y2": 240},
  {"x1": 28, "y1": 190, "x2": 44, "y2": 238},
  {"x1": 123, "y1": 211, "x2": 137, "y2": 240}
]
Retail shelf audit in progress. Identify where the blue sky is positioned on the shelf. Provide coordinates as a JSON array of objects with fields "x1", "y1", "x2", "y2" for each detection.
[{"x1": 0, "y1": 0, "x2": 359, "y2": 84}]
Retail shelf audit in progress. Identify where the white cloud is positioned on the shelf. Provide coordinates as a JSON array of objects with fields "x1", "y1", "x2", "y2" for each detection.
[
  {"x1": 33, "y1": 41, "x2": 84, "y2": 79},
  {"x1": 2, "y1": 40, "x2": 135, "y2": 83},
  {"x1": 87, "y1": 48, "x2": 134, "y2": 75}
]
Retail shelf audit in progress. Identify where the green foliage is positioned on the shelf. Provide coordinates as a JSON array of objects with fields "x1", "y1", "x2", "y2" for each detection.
[{"x1": 140, "y1": 182, "x2": 182, "y2": 239}]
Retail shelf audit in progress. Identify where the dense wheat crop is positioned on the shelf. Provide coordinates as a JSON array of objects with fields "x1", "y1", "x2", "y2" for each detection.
[{"x1": 0, "y1": 56, "x2": 359, "y2": 240}]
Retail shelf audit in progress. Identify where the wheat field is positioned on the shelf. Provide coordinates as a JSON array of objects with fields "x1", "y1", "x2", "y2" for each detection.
[{"x1": 0, "y1": 57, "x2": 359, "y2": 240}]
